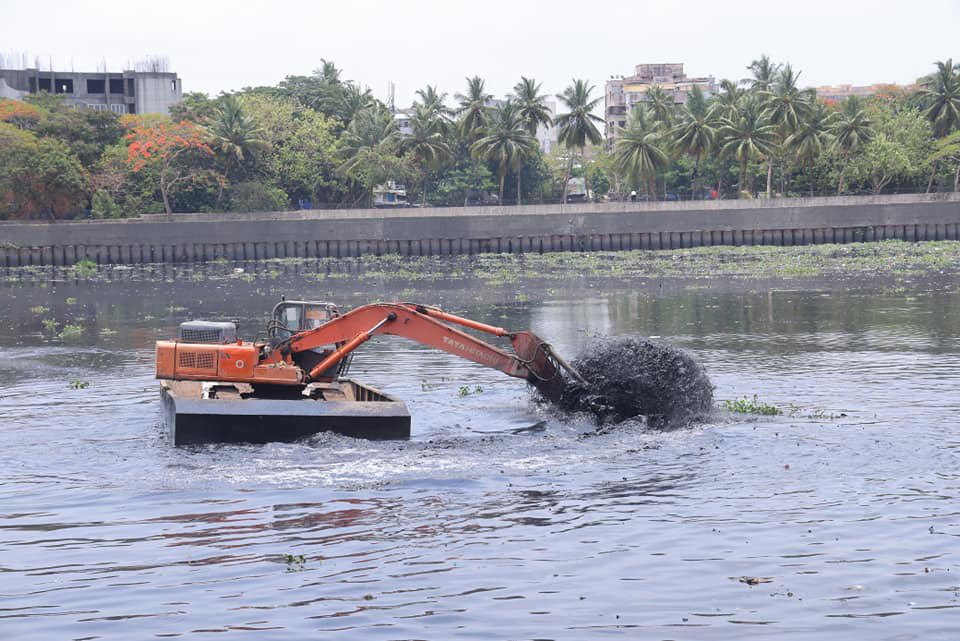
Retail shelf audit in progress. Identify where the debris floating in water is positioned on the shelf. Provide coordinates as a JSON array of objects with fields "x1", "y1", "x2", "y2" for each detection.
[{"x1": 557, "y1": 337, "x2": 714, "y2": 428}]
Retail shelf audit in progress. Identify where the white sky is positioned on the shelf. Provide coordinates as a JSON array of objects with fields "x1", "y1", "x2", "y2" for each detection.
[{"x1": 1, "y1": 0, "x2": 958, "y2": 106}]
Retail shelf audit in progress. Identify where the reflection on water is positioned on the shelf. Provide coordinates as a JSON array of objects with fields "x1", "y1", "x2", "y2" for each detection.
[{"x1": 1, "y1": 260, "x2": 959, "y2": 640}]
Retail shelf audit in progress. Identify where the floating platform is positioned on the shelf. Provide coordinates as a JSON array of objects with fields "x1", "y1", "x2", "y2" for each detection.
[{"x1": 160, "y1": 379, "x2": 411, "y2": 446}]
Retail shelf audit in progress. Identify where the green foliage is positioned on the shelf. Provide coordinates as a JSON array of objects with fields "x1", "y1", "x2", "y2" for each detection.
[
  {"x1": 0, "y1": 123, "x2": 87, "y2": 220},
  {"x1": 723, "y1": 395, "x2": 781, "y2": 415},
  {"x1": 58, "y1": 323, "x2": 85, "y2": 340},
  {"x1": 845, "y1": 106, "x2": 934, "y2": 193},
  {"x1": 91, "y1": 189, "x2": 123, "y2": 219},
  {"x1": 227, "y1": 181, "x2": 289, "y2": 212},
  {"x1": 69, "y1": 379, "x2": 90, "y2": 389},
  {"x1": 41, "y1": 318, "x2": 58, "y2": 332},
  {"x1": 71, "y1": 259, "x2": 97, "y2": 278}
]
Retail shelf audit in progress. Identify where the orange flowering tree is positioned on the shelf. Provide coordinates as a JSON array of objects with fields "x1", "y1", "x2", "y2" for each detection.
[
  {"x1": 0, "y1": 99, "x2": 42, "y2": 130},
  {"x1": 124, "y1": 118, "x2": 214, "y2": 214}
]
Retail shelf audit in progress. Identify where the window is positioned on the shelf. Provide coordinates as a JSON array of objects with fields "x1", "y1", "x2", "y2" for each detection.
[
  {"x1": 127, "y1": 79, "x2": 134, "y2": 95},
  {"x1": 171, "y1": 79, "x2": 177, "y2": 92},
  {"x1": 127, "y1": 103, "x2": 135, "y2": 114},
  {"x1": 38, "y1": 78, "x2": 51, "y2": 92},
  {"x1": 109, "y1": 78, "x2": 125, "y2": 94},
  {"x1": 55, "y1": 79, "x2": 74, "y2": 94},
  {"x1": 87, "y1": 78, "x2": 105, "y2": 94}
]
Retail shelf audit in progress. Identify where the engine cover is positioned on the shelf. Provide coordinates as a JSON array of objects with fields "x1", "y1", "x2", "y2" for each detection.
[{"x1": 177, "y1": 321, "x2": 237, "y2": 345}]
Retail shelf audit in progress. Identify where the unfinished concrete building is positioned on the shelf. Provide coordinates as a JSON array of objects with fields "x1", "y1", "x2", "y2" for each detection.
[{"x1": 0, "y1": 60, "x2": 182, "y2": 115}]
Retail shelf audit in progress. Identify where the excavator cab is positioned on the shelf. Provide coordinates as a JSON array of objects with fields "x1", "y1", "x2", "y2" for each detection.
[{"x1": 269, "y1": 300, "x2": 347, "y2": 379}]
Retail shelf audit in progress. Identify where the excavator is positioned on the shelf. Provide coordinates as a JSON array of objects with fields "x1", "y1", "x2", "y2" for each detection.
[{"x1": 156, "y1": 299, "x2": 586, "y2": 445}]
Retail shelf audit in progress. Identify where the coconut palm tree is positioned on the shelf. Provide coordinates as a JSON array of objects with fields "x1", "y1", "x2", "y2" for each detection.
[
  {"x1": 337, "y1": 83, "x2": 374, "y2": 126},
  {"x1": 920, "y1": 59, "x2": 960, "y2": 191},
  {"x1": 718, "y1": 96, "x2": 777, "y2": 197},
  {"x1": 339, "y1": 104, "x2": 403, "y2": 202},
  {"x1": 830, "y1": 96, "x2": 874, "y2": 194},
  {"x1": 470, "y1": 99, "x2": 537, "y2": 205},
  {"x1": 206, "y1": 95, "x2": 265, "y2": 205},
  {"x1": 786, "y1": 100, "x2": 836, "y2": 196},
  {"x1": 747, "y1": 54, "x2": 781, "y2": 92},
  {"x1": 414, "y1": 84, "x2": 452, "y2": 134},
  {"x1": 614, "y1": 105, "x2": 671, "y2": 198},
  {"x1": 402, "y1": 105, "x2": 452, "y2": 205},
  {"x1": 761, "y1": 64, "x2": 814, "y2": 197},
  {"x1": 921, "y1": 59, "x2": 960, "y2": 137},
  {"x1": 513, "y1": 76, "x2": 553, "y2": 135},
  {"x1": 555, "y1": 79, "x2": 604, "y2": 203},
  {"x1": 672, "y1": 85, "x2": 719, "y2": 198},
  {"x1": 456, "y1": 76, "x2": 493, "y2": 142},
  {"x1": 645, "y1": 84, "x2": 674, "y2": 126},
  {"x1": 713, "y1": 79, "x2": 745, "y2": 120}
]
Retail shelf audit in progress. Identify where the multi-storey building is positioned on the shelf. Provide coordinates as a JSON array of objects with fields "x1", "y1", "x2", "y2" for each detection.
[
  {"x1": 0, "y1": 66, "x2": 182, "y2": 115},
  {"x1": 604, "y1": 63, "x2": 716, "y2": 142},
  {"x1": 814, "y1": 83, "x2": 913, "y2": 102}
]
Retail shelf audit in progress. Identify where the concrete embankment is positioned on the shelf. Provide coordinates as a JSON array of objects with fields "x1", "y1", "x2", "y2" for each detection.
[{"x1": 0, "y1": 194, "x2": 958, "y2": 267}]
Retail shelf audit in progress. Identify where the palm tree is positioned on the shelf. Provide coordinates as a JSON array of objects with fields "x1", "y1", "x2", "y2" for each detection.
[
  {"x1": 339, "y1": 104, "x2": 403, "y2": 203},
  {"x1": 337, "y1": 83, "x2": 374, "y2": 125},
  {"x1": 513, "y1": 76, "x2": 553, "y2": 135},
  {"x1": 747, "y1": 54, "x2": 781, "y2": 92},
  {"x1": 786, "y1": 100, "x2": 836, "y2": 196},
  {"x1": 614, "y1": 105, "x2": 670, "y2": 198},
  {"x1": 672, "y1": 85, "x2": 719, "y2": 198},
  {"x1": 314, "y1": 59, "x2": 342, "y2": 85},
  {"x1": 470, "y1": 99, "x2": 537, "y2": 205},
  {"x1": 555, "y1": 79, "x2": 604, "y2": 203},
  {"x1": 762, "y1": 64, "x2": 814, "y2": 197},
  {"x1": 415, "y1": 84, "x2": 452, "y2": 133},
  {"x1": 206, "y1": 95, "x2": 265, "y2": 205},
  {"x1": 830, "y1": 96, "x2": 874, "y2": 194},
  {"x1": 920, "y1": 59, "x2": 960, "y2": 191},
  {"x1": 713, "y1": 79, "x2": 745, "y2": 120},
  {"x1": 921, "y1": 59, "x2": 960, "y2": 137},
  {"x1": 645, "y1": 84, "x2": 674, "y2": 126},
  {"x1": 402, "y1": 105, "x2": 452, "y2": 205},
  {"x1": 718, "y1": 96, "x2": 777, "y2": 196},
  {"x1": 456, "y1": 76, "x2": 492, "y2": 142}
]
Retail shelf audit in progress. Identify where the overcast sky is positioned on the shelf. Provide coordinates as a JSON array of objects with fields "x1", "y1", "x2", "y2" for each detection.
[{"x1": 2, "y1": 0, "x2": 958, "y2": 106}]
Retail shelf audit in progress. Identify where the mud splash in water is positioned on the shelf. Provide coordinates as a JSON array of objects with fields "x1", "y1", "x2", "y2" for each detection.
[{"x1": 557, "y1": 337, "x2": 714, "y2": 428}]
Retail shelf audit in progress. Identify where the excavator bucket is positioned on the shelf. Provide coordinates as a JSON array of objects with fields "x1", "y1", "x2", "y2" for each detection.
[{"x1": 511, "y1": 331, "x2": 566, "y2": 403}]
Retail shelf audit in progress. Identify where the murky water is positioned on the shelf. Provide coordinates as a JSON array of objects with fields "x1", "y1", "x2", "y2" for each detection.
[{"x1": 1, "y1": 255, "x2": 959, "y2": 640}]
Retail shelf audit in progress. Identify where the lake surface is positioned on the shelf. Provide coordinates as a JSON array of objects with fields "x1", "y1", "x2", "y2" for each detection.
[{"x1": 1, "y1": 253, "x2": 959, "y2": 640}]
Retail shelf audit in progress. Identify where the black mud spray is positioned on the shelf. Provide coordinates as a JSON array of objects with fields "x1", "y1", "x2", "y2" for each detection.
[{"x1": 556, "y1": 337, "x2": 714, "y2": 428}]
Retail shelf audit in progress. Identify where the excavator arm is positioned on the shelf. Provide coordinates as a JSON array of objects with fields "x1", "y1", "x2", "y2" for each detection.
[{"x1": 279, "y1": 303, "x2": 582, "y2": 402}]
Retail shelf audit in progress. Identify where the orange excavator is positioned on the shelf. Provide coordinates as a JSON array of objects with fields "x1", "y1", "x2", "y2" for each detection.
[{"x1": 156, "y1": 300, "x2": 586, "y2": 444}]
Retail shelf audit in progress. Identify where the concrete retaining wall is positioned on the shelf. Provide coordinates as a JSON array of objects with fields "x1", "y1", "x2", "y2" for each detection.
[{"x1": 1, "y1": 194, "x2": 958, "y2": 267}]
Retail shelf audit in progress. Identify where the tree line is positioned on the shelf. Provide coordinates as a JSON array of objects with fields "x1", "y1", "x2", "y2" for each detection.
[{"x1": 0, "y1": 55, "x2": 957, "y2": 219}]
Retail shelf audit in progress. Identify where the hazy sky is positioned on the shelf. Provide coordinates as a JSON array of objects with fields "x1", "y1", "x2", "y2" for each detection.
[{"x1": 2, "y1": 0, "x2": 958, "y2": 106}]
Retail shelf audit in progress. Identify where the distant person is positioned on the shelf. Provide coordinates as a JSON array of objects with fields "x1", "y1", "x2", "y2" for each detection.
[{"x1": 630, "y1": 190, "x2": 637, "y2": 202}]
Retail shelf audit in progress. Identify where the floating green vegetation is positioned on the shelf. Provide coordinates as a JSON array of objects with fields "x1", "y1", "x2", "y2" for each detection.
[
  {"x1": 284, "y1": 554, "x2": 307, "y2": 571},
  {"x1": 29, "y1": 305, "x2": 49, "y2": 315},
  {"x1": 41, "y1": 318, "x2": 58, "y2": 332},
  {"x1": 65, "y1": 296, "x2": 77, "y2": 305},
  {"x1": 69, "y1": 379, "x2": 89, "y2": 389},
  {"x1": 71, "y1": 259, "x2": 98, "y2": 279},
  {"x1": 58, "y1": 324, "x2": 85, "y2": 340},
  {"x1": 458, "y1": 385, "x2": 484, "y2": 396},
  {"x1": 723, "y1": 395, "x2": 782, "y2": 416}
]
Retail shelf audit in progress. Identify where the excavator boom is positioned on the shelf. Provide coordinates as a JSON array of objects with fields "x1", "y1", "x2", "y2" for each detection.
[{"x1": 157, "y1": 301, "x2": 582, "y2": 403}]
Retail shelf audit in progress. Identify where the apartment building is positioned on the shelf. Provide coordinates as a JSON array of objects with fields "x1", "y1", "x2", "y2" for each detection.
[{"x1": 605, "y1": 63, "x2": 716, "y2": 142}]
